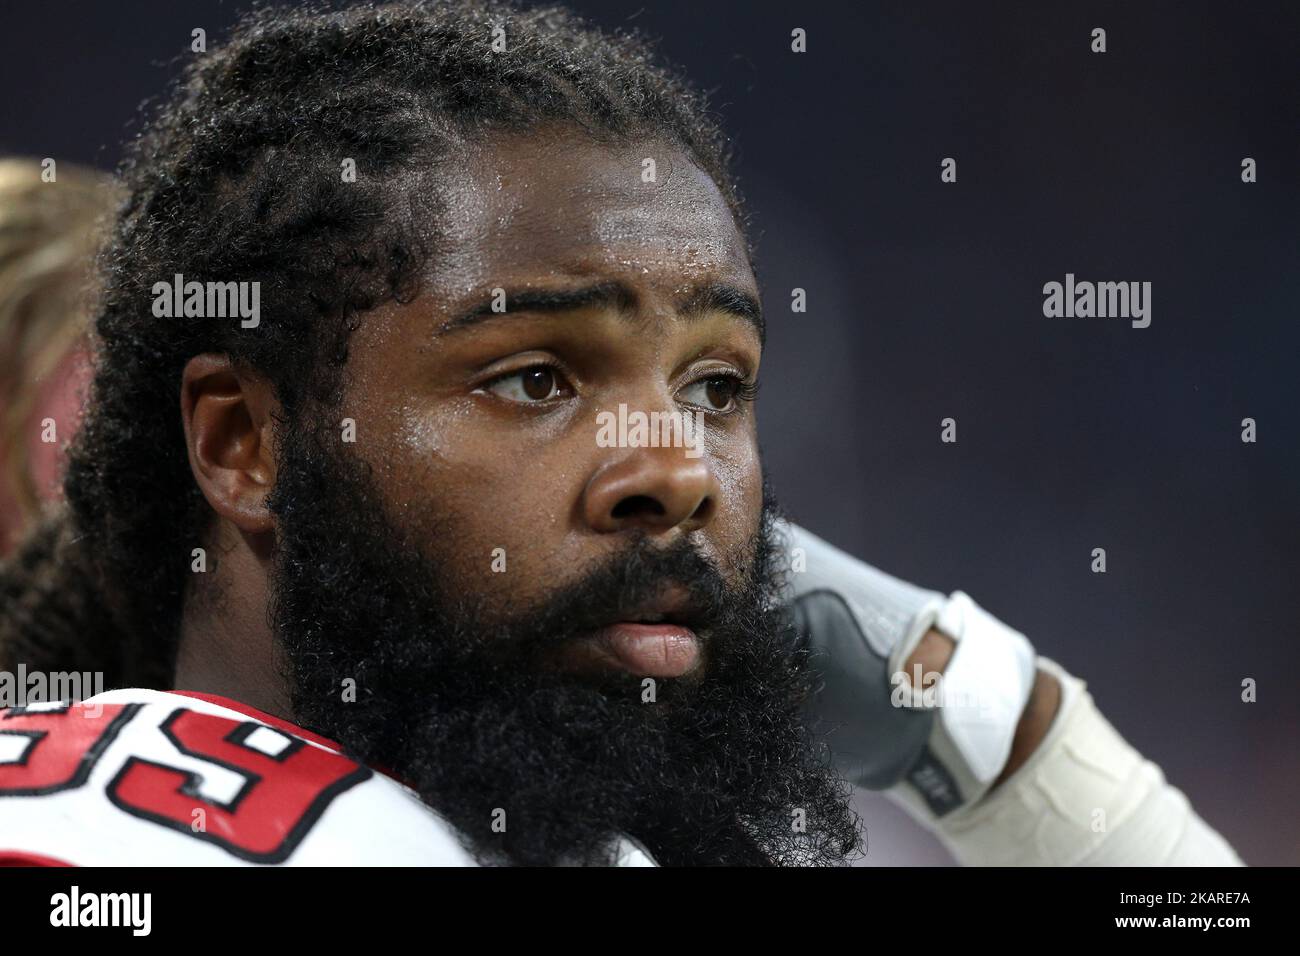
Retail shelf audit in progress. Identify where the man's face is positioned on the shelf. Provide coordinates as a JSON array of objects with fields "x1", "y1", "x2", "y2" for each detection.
[
  {"x1": 267, "y1": 128, "x2": 858, "y2": 866},
  {"x1": 341, "y1": 129, "x2": 765, "y2": 676}
]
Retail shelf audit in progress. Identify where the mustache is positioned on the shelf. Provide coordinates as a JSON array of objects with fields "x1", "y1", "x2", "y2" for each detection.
[{"x1": 495, "y1": 533, "x2": 743, "y2": 657}]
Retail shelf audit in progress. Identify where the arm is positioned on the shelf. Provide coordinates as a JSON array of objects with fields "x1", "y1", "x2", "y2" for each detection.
[
  {"x1": 903, "y1": 629, "x2": 1060, "y2": 793},
  {"x1": 782, "y1": 520, "x2": 1244, "y2": 866}
]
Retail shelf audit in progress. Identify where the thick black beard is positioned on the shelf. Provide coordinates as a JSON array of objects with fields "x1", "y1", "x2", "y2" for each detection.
[{"x1": 268, "y1": 422, "x2": 861, "y2": 866}]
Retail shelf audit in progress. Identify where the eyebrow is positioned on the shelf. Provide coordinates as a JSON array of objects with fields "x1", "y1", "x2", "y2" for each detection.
[{"x1": 434, "y1": 278, "x2": 765, "y2": 344}]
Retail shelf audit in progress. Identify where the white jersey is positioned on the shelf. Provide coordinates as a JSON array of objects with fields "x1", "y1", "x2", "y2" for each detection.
[
  {"x1": 0, "y1": 688, "x2": 652, "y2": 867},
  {"x1": 0, "y1": 680, "x2": 1241, "y2": 867}
]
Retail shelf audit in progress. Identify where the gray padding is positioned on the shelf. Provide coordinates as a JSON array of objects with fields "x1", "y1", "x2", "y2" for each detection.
[{"x1": 794, "y1": 589, "x2": 935, "y2": 789}]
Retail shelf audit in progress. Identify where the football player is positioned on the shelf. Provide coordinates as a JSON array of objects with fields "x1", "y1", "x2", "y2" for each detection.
[{"x1": 0, "y1": 0, "x2": 1242, "y2": 867}]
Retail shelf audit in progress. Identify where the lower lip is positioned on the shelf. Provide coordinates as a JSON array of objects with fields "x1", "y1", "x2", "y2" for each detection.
[{"x1": 591, "y1": 622, "x2": 701, "y2": 678}]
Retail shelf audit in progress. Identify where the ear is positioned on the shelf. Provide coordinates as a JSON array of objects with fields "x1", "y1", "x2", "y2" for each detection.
[{"x1": 180, "y1": 354, "x2": 279, "y2": 534}]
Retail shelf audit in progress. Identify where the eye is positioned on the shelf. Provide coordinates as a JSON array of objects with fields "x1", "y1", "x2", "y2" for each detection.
[
  {"x1": 679, "y1": 373, "x2": 758, "y2": 412},
  {"x1": 482, "y1": 363, "x2": 570, "y2": 404}
]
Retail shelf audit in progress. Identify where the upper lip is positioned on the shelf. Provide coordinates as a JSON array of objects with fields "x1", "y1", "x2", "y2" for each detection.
[{"x1": 593, "y1": 584, "x2": 702, "y2": 630}]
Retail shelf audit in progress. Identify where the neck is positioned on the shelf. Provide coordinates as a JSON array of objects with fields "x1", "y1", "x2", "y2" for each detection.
[{"x1": 173, "y1": 520, "x2": 292, "y2": 719}]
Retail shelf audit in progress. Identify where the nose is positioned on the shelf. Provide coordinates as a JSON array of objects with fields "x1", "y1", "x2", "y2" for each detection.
[{"x1": 582, "y1": 443, "x2": 719, "y2": 536}]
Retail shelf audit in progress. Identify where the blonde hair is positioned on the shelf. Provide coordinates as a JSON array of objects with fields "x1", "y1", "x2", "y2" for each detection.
[{"x1": 0, "y1": 158, "x2": 119, "y2": 544}]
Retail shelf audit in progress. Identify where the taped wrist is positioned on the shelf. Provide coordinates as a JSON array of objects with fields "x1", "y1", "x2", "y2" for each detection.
[
  {"x1": 882, "y1": 591, "x2": 1037, "y2": 825},
  {"x1": 932, "y1": 657, "x2": 1244, "y2": 866},
  {"x1": 782, "y1": 522, "x2": 1036, "y2": 821}
]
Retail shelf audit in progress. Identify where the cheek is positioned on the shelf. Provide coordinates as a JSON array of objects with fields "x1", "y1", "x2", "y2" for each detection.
[
  {"x1": 608, "y1": 404, "x2": 760, "y2": 582},
  {"x1": 709, "y1": 427, "x2": 765, "y2": 575},
  {"x1": 361, "y1": 396, "x2": 586, "y2": 604}
]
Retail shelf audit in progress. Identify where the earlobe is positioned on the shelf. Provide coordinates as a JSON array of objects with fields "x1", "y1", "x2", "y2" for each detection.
[{"x1": 180, "y1": 354, "x2": 278, "y2": 534}]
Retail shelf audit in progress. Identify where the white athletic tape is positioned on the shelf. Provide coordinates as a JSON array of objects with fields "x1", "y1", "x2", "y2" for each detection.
[
  {"x1": 933, "y1": 591, "x2": 1038, "y2": 787},
  {"x1": 932, "y1": 657, "x2": 1245, "y2": 866},
  {"x1": 883, "y1": 590, "x2": 1037, "y2": 822}
]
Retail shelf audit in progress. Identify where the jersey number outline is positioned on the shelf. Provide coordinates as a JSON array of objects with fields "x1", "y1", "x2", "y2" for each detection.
[
  {"x1": 1, "y1": 703, "x2": 371, "y2": 863},
  {"x1": 0, "y1": 703, "x2": 139, "y2": 796}
]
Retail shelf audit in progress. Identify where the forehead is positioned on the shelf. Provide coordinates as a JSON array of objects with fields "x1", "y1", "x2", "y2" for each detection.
[{"x1": 421, "y1": 127, "x2": 755, "y2": 300}]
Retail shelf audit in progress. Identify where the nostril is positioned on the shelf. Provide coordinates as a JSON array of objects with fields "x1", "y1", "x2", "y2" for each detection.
[{"x1": 611, "y1": 495, "x2": 666, "y2": 520}]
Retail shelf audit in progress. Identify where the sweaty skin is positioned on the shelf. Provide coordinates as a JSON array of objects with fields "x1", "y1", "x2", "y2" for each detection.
[
  {"x1": 175, "y1": 128, "x2": 765, "y2": 709},
  {"x1": 174, "y1": 125, "x2": 1057, "y2": 782}
]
